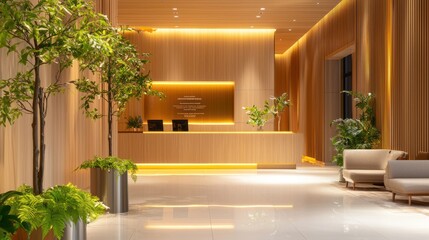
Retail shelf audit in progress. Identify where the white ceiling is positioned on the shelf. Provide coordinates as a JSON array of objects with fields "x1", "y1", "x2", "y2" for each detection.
[{"x1": 118, "y1": 0, "x2": 341, "y2": 54}]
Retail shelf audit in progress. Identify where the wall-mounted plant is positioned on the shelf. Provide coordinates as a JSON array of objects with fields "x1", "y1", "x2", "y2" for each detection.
[
  {"x1": 126, "y1": 115, "x2": 143, "y2": 130},
  {"x1": 330, "y1": 91, "x2": 381, "y2": 166}
]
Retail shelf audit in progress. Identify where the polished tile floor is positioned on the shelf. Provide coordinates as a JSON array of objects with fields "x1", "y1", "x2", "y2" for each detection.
[{"x1": 87, "y1": 166, "x2": 429, "y2": 240}]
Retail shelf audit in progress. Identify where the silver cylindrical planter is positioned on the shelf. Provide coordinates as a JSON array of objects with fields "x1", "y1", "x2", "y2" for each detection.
[
  {"x1": 90, "y1": 168, "x2": 129, "y2": 213},
  {"x1": 62, "y1": 219, "x2": 86, "y2": 240}
]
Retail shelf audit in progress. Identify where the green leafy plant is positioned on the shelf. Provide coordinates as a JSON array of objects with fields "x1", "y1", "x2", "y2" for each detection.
[
  {"x1": 77, "y1": 156, "x2": 138, "y2": 182},
  {"x1": 264, "y1": 92, "x2": 291, "y2": 130},
  {"x1": 75, "y1": 29, "x2": 164, "y2": 156},
  {"x1": 242, "y1": 105, "x2": 269, "y2": 129},
  {"x1": 126, "y1": 116, "x2": 143, "y2": 129},
  {"x1": 4, "y1": 184, "x2": 106, "y2": 239},
  {"x1": 330, "y1": 91, "x2": 381, "y2": 166},
  {"x1": 0, "y1": 0, "x2": 115, "y2": 195},
  {"x1": 0, "y1": 191, "x2": 28, "y2": 240},
  {"x1": 243, "y1": 92, "x2": 291, "y2": 130}
]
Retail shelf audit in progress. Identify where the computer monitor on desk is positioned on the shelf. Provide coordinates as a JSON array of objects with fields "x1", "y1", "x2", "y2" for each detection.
[
  {"x1": 172, "y1": 119, "x2": 188, "y2": 131},
  {"x1": 147, "y1": 120, "x2": 164, "y2": 131}
]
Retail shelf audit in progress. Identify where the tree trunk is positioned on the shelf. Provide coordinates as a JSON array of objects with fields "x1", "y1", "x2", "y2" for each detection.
[
  {"x1": 33, "y1": 52, "x2": 41, "y2": 195},
  {"x1": 107, "y1": 57, "x2": 113, "y2": 156},
  {"x1": 38, "y1": 87, "x2": 46, "y2": 194}
]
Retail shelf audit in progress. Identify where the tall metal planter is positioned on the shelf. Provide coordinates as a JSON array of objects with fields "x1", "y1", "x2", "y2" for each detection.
[
  {"x1": 62, "y1": 219, "x2": 86, "y2": 240},
  {"x1": 90, "y1": 168, "x2": 128, "y2": 213}
]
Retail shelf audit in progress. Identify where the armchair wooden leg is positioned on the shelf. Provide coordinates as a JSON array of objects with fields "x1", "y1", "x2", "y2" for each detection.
[
  {"x1": 353, "y1": 183, "x2": 356, "y2": 190},
  {"x1": 346, "y1": 182, "x2": 349, "y2": 188},
  {"x1": 392, "y1": 193, "x2": 396, "y2": 202},
  {"x1": 408, "y1": 196, "x2": 412, "y2": 205}
]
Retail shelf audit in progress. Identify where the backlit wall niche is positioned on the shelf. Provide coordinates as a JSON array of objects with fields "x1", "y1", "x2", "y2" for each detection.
[{"x1": 145, "y1": 81, "x2": 234, "y2": 124}]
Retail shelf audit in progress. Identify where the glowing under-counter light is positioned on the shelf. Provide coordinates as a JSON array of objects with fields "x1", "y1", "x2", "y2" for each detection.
[
  {"x1": 143, "y1": 204, "x2": 293, "y2": 209},
  {"x1": 145, "y1": 224, "x2": 234, "y2": 230}
]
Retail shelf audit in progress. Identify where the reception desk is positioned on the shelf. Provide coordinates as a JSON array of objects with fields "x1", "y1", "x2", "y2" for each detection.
[{"x1": 118, "y1": 131, "x2": 303, "y2": 165}]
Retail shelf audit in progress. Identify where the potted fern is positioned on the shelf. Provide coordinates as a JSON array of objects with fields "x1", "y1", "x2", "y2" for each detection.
[
  {"x1": 4, "y1": 184, "x2": 106, "y2": 240},
  {"x1": 76, "y1": 157, "x2": 137, "y2": 213},
  {"x1": 126, "y1": 116, "x2": 143, "y2": 131}
]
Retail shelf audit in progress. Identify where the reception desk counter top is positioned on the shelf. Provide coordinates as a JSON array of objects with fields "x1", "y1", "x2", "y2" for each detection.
[{"x1": 118, "y1": 131, "x2": 303, "y2": 165}]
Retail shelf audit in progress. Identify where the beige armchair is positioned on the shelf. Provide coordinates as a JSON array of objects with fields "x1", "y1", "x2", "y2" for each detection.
[
  {"x1": 343, "y1": 149, "x2": 408, "y2": 190},
  {"x1": 384, "y1": 160, "x2": 429, "y2": 205}
]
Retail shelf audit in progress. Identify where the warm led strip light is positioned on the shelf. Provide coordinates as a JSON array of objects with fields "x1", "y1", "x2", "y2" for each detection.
[
  {"x1": 143, "y1": 204, "x2": 293, "y2": 209},
  {"x1": 145, "y1": 224, "x2": 234, "y2": 230},
  {"x1": 137, "y1": 163, "x2": 257, "y2": 169},
  {"x1": 156, "y1": 28, "x2": 275, "y2": 33},
  {"x1": 152, "y1": 81, "x2": 234, "y2": 86}
]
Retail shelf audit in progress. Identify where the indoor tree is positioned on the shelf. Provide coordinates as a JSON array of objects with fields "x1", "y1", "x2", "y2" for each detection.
[
  {"x1": 0, "y1": 0, "x2": 115, "y2": 194},
  {"x1": 75, "y1": 29, "x2": 163, "y2": 156}
]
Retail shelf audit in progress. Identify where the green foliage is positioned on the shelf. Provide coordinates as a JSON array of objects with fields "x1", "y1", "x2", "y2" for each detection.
[
  {"x1": 264, "y1": 92, "x2": 291, "y2": 119},
  {"x1": 0, "y1": 0, "x2": 114, "y2": 126},
  {"x1": 242, "y1": 105, "x2": 268, "y2": 128},
  {"x1": 243, "y1": 92, "x2": 291, "y2": 129},
  {"x1": 0, "y1": 191, "x2": 25, "y2": 240},
  {"x1": 4, "y1": 184, "x2": 106, "y2": 239},
  {"x1": 126, "y1": 116, "x2": 143, "y2": 129},
  {"x1": 330, "y1": 91, "x2": 381, "y2": 166},
  {"x1": 74, "y1": 31, "x2": 164, "y2": 120},
  {"x1": 77, "y1": 156, "x2": 138, "y2": 182}
]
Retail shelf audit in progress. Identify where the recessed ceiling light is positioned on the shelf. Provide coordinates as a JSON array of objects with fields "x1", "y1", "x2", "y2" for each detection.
[
  {"x1": 260, "y1": 7, "x2": 265, "y2": 11},
  {"x1": 256, "y1": 15, "x2": 261, "y2": 18},
  {"x1": 289, "y1": 28, "x2": 292, "y2": 31},
  {"x1": 250, "y1": 26, "x2": 254, "y2": 28},
  {"x1": 175, "y1": 26, "x2": 179, "y2": 28},
  {"x1": 174, "y1": 15, "x2": 179, "y2": 18},
  {"x1": 317, "y1": 2, "x2": 320, "y2": 5},
  {"x1": 172, "y1": 8, "x2": 177, "y2": 11},
  {"x1": 293, "y1": 19, "x2": 297, "y2": 22},
  {"x1": 280, "y1": 38, "x2": 283, "y2": 41}
]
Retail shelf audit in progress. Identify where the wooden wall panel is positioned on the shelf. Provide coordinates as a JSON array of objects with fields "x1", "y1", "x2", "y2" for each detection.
[
  {"x1": 324, "y1": 0, "x2": 356, "y2": 57},
  {"x1": 274, "y1": 43, "x2": 300, "y2": 132},
  {"x1": 356, "y1": 0, "x2": 391, "y2": 148},
  {"x1": 123, "y1": 29, "x2": 275, "y2": 131},
  {"x1": 276, "y1": 0, "x2": 356, "y2": 162},
  {"x1": 391, "y1": 0, "x2": 429, "y2": 159},
  {"x1": 301, "y1": 24, "x2": 326, "y2": 162},
  {"x1": 119, "y1": 132, "x2": 302, "y2": 164},
  {"x1": 274, "y1": 54, "x2": 290, "y2": 131}
]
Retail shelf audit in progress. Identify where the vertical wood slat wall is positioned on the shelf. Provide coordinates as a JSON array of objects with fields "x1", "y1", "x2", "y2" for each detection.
[
  {"x1": 356, "y1": 0, "x2": 391, "y2": 148},
  {"x1": 392, "y1": 0, "x2": 429, "y2": 159},
  {"x1": 275, "y1": 0, "x2": 428, "y2": 161},
  {"x1": 275, "y1": 0, "x2": 356, "y2": 162}
]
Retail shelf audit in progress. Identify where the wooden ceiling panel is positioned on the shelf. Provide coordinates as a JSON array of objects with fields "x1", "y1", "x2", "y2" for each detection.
[{"x1": 118, "y1": 0, "x2": 341, "y2": 53}]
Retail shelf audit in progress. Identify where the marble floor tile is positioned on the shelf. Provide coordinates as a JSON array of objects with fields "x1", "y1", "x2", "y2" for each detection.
[{"x1": 87, "y1": 167, "x2": 429, "y2": 240}]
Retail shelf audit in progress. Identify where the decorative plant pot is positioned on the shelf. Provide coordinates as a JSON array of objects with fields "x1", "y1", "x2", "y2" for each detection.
[
  {"x1": 90, "y1": 168, "x2": 128, "y2": 213},
  {"x1": 13, "y1": 228, "x2": 54, "y2": 240},
  {"x1": 62, "y1": 219, "x2": 86, "y2": 240},
  {"x1": 339, "y1": 167, "x2": 346, "y2": 183}
]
